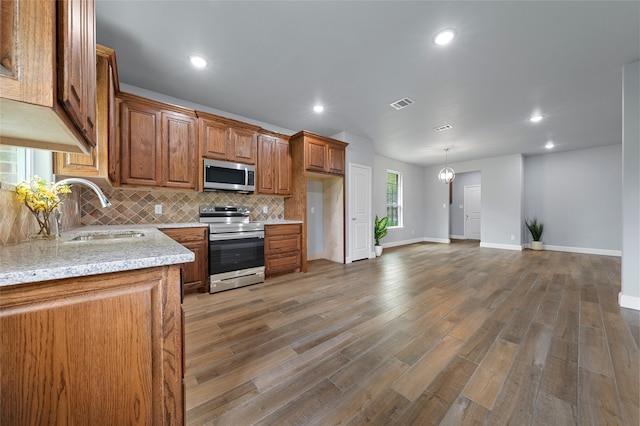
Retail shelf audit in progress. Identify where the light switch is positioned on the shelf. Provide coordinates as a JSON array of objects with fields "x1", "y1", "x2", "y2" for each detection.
[
  {"x1": 262, "y1": 206, "x2": 268, "y2": 214},
  {"x1": 459, "y1": 204, "x2": 464, "y2": 209},
  {"x1": 310, "y1": 207, "x2": 315, "y2": 214},
  {"x1": 154, "y1": 204, "x2": 162, "y2": 214}
]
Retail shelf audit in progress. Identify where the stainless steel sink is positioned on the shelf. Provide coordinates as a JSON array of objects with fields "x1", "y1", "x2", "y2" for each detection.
[{"x1": 70, "y1": 231, "x2": 145, "y2": 241}]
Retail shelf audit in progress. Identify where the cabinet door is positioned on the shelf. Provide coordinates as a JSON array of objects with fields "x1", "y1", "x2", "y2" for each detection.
[
  {"x1": 306, "y1": 138, "x2": 327, "y2": 172},
  {"x1": 162, "y1": 111, "x2": 197, "y2": 189},
  {"x1": 0, "y1": 267, "x2": 183, "y2": 425},
  {"x1": 327, "y1": 144, "x2": 345, "y2": 175},
  {"x1": 119, "y1": 99, "x2": 162, "y2": 186},
  {"x1": 57, "y1": 0, "x2": 96, "y2": 147},
  {"x1": 231, "y1": 127, "x2": 257, "y2": 164},
  {"x1": 200, "y1": 119, "x2": 229, "y2": 160},
  {"x1": 257, "y1": 134, "x2": 275, "y2": 194},
  {"x1": 181, "y1": 240, "x2": 207, "y2": 293},
  {"x1": 275, "y1": 138, "x2": 291, "y2": 195}
]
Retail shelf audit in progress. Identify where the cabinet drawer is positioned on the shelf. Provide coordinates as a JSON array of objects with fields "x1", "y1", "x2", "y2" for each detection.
[
  {"x1": 266, "y1": 252, "x2": 301, "y2": 275},
  {"x1": 265, "y1": 223, "x2": 301, "y2": 237},
  {"x1": 265, "y1": 234, "x2": 301, "y2": 254},
  {"x1": 161, "y1": 227, "x2": 208, "y2": 243}
]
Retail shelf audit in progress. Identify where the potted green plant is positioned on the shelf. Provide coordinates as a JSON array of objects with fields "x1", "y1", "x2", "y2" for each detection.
[
  {"x1": 374, "y1": 215, "x2": 388, "y2": 257},
  {"x1": 525, "y1": 217, "x2": 544, "y2": 250}
]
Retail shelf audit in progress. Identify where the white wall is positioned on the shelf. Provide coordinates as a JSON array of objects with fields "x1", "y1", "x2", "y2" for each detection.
[
  {"x1": 373, "y1": 155, "x2": 425, "y2": 246},
  {"x1": 524, "y1": 145, "x2": 622, "y2": 253},
  {"x1": 424, "y1": 154, "x2": 524, "y2": 249},
  {"x1": 450, "y1": 171, "x2": 482, "y2": 238},
  {"x1": 306, "y1": 180, "x2": 324, "y2": 257},
  {"x1": 621, "y1": 60, "x2": 640, "y2": 309}
]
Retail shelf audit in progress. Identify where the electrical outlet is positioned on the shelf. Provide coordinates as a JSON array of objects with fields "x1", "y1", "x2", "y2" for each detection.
[
  {"x1": 310, "y1": 207, "x2": 315, "y2": 214},
  {"x1": 262, "y1": 206, "x2": 268, "y2": 214},
  {"x1": 154, "y1": 204, "x2": 162, "y2": 214},
  {"x1": 511, "y1": 234, "x2": 515, "y2": 241}
]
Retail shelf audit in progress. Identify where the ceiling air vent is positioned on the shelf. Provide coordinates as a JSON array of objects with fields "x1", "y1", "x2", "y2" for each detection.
[
  {"x1": 433, "y1": 124, "x2": 453, "y2": 132},
  {"x1": 390, "y1": 97, "x2": 415, "y2": 110}
]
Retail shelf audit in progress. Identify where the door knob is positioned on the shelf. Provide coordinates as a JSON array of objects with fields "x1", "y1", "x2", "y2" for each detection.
[{"x1": 352, "y1": 217, "x2": 356, "y2": 221}]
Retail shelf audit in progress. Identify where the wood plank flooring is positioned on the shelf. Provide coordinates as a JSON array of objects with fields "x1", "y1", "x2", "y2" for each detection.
[{"x1": 183, "y1": 241, "x2": 639, "y2": 425}]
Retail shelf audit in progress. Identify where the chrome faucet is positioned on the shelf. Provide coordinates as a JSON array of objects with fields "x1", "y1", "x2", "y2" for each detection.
[{"x1": 54, "y1": 178, "x2": 111, "y2": 237}]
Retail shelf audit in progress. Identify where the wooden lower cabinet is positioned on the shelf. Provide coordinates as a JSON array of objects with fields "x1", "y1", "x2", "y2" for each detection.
[
  {"x1": 0, "y1": 265, "x2": 184, "y2": 425},
  {"x1": 265, "y1": 223, "x2": 302, "y2": 277},
  {"x1": 161, "y1": 227, "x2": 209, "y2": 294}
]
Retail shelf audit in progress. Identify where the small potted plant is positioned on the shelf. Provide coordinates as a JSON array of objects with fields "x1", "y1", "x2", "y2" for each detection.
[
  {"x1": 374, "y1": 215, "x2": 388, "y2": 257},
  {"x1": 525, "y1": 217, "x2": 544, "y2": 250}
]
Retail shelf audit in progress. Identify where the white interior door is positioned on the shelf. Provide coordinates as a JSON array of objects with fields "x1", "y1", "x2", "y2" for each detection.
[
  {"x1": 349, "y1": 163, "x2": 372, "y2": 261},
  {"x1": 464, "y1": 185, "x2": 481, "y2": 240}
]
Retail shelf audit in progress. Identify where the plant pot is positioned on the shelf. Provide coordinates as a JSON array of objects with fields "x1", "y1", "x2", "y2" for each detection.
[
  {"x1": 531, "y1": 241, "x2": 543, "y2": 251},
  {"x1": 374, "y1": 245, "x2": 383, "y2": 257}
]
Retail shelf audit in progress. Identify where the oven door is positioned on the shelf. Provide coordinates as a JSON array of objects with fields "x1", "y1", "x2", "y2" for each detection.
[{"x1": 209, "y1": 232, "x2": 264, "y2": 276}]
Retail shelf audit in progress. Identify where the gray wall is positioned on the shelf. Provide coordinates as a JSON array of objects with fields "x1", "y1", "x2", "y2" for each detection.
[
  {"x1": 306, "y1": 180, "x2": 324, "y2": 256},
  {"x1": 450, "y1": 171, "x2": 482, "y2": 238},
  {"x1": 622, "y1": 60, "x2": 640, "y2": 305},
  {"x1": 424, "y1": 154, "x2": 524, "y2": 248},
  {"x1": 373, "y1": 155, "x2": 425, "y2": 246},
  {"x1": 524, "y1": 145, "x2": 622, "y2": 251}
]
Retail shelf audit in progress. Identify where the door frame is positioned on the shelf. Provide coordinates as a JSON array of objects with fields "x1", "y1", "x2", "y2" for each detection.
[{"x1": 347, "y1": 162, "x2": 373, "y2": 263}]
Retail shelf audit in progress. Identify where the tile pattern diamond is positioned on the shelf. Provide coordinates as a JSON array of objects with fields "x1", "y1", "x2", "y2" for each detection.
[{"x1": 80, "y1": 188, "x2": 285, "y2": 226}]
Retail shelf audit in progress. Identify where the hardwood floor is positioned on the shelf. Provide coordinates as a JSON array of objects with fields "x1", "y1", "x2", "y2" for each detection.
[{"x1": 183, "y1": 241, "x2": 639, "y2": 425}]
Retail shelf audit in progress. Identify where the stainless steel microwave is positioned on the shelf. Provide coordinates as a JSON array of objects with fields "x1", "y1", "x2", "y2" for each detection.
[{"x1": 203, "y1": 159, "x2": 255, "y2": 193}]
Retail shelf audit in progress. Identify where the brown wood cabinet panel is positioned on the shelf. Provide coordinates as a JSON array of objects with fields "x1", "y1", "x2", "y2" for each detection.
[
  {"x1": 54, "y1": 44, "x2": 119, "y2": 185},
  {"x1": 57, "y1": 0, "x2": 96, "y2": 147},
  {"x1": 306, "y1": 138, "x2": 327, "y2": 172},
  {"x1": 232, "y1": 127, "x2": 257, "y2": 164},
  {"x1": 327, "y1": 143, "x2": 345, "y2": 175},
  {"x1": 197, "y1": 111, "x2": 259, "y2": 165},
  {"x1": 265, "y1": 223, "x2": 301, "y2": 277},
  {"x1": 0, "y1": 0, "x2": 95, "y2": 153},
  {"x1": 257, "y1": 134, "x2": 276, "y2": 194},
  {"x1": 0, "y1": 266, "x2": 183, "y2": 425},
  {"x1": 119, "y1": 99, "x2": 162, "y2": 186},
  {"x1": 161, "y1": 227, "x2": 208, "y2": 294},
  {"x1": 257, "y1": 133, "x2": 291, "y2": 196},
  {"x1": 276, "y1": 138, "x2": 292, "y2": 195},
  {"x1": 200, "y1": 118, "x2": 229, "y2": 160},
  {"x1": 162, "y1": 111, "x2": 197, "y2": 189}
]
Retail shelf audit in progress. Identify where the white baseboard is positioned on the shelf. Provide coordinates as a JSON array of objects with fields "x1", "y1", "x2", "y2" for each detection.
[
  {"x1": 449, "y1": 235, "x2": 466, "y2": 240},
  {"x1": 422, "y1": 237, "x2": 451, "y2": 244},
  {"x1": 480, "y1": 242, "x2": 523, "y2": 251},
  {"x1": 540, "y1": 244, "x2": 622, "y2": 257},
  {"x1": 619, "y1": 292, "x2": 640, "y2": 311},
  {"x1": 383, "y1": 237, "x2": 429, "y2": 248}
]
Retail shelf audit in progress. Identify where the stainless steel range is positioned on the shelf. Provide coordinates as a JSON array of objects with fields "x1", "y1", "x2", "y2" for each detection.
[{"x1": 199, "y1": 205, "x2": 265, "y2": 293}]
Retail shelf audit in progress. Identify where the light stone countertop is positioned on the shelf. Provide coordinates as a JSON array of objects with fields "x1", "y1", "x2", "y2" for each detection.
[{"x1": 0, "y1": 225, "x2": 196, "y2": 287}]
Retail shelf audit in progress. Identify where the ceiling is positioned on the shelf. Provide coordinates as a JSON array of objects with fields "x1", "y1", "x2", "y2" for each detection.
[{"x1": 95, "y1": 1, "x2": 640, "y2": 167}]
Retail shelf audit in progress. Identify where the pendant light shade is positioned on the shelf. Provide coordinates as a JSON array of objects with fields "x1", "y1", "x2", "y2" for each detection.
[{"x1": 437, "y1": 148, "x2": 455, "y2": 184}]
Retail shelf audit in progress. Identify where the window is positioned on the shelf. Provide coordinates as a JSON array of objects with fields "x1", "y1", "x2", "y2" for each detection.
[
  {"x1": 386, "y1": 170, "x2": 402, "y2": 228},
  {"x1": 0, "y1": 146, "x2": 53, "y2": 184}
]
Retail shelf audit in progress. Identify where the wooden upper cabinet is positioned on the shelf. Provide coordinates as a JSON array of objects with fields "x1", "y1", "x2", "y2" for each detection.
[
  {"x1": 257, "y1": 133, "x2": 291, "y2": 196},
  {"x1": 54, "y1": 44, "x2": 120, "y2": 186},
  {"x1": 118, "y1": 93, "x2": 197, "y2": 189},
  {"x1": 0, "y1": 0, "x2": 96, "y2": 153},
  {"x1": 162, "y1": 111, "x2": 197, "y2": 189},
  {"x1": 291, "y1": 131, "x2": 347, "y2": 176},
  {"x1": 197, "y1": 111, "x2": 259, "y2": 165},
  {"x1": 58, "y1": 0, "x2": 96, "y2": 147}
]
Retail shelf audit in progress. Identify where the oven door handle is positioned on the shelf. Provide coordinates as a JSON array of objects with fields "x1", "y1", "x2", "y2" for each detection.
[{"x1": 209, "y1": 231, "x2": 264, "y2": 241}]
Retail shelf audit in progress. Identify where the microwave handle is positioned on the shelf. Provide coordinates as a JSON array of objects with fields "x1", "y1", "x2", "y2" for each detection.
[{"x1": 245, "y1": 167, "x2": 248, "y2": 185}]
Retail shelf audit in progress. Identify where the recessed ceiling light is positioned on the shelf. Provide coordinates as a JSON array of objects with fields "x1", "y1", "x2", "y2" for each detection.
[
  {"x1": 545, "y1": 141, "x2": 555, "y2": 149},
  {"x1": 434, "y1": 29, "x2": 456, "y2": 46},
  {"x1": 530, "y1": 115, "x2": 543, "y2": 123},
  {"x1": 189, "y1": 55, "x2": 207, "y2": 68},
  {"x1": 313, "y1": 105, "x2": 324, "y2": 113}
]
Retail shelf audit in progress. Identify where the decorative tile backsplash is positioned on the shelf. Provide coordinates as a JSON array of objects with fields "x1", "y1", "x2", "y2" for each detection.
[
  {"x1": 81, "y1": 187, "x2": 285, "y2": 226},
  {"x1": 0, "y1": 185, "x2": 81, "y2": 246}
]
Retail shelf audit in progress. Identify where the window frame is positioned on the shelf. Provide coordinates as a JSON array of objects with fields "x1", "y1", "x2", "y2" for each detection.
[
  {"x1": 0, "y1": 146, "x2": 53, "y2": 185},
  {"x1": 386, "y1": 169, "x2": 403, "y2": 229}
]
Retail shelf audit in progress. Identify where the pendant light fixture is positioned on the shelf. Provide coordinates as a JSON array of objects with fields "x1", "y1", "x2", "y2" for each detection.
[{"x1": 438, "y1": 148, "x2": 455, "y2": 184}]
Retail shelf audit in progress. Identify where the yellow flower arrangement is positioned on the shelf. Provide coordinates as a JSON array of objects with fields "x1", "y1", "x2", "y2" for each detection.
[{"x1": 15, "y1": 176, "x2": 72, "y2": 238}]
